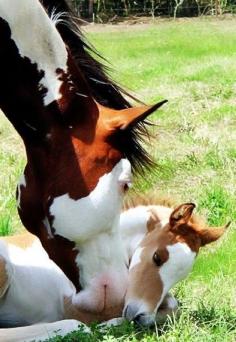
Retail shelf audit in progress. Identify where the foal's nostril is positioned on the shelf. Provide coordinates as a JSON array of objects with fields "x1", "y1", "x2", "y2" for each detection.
[
  {"x1": 133, "y1": 313, "x2": 145, "y2": 325},
  {"x1": 123, "y1": 303, "x2": 145, "y2": 323}
]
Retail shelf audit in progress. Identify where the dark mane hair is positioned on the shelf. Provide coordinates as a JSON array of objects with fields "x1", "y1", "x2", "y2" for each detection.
[{"x1": 41, "y1": 0, "x2": 157, "y2": 173}]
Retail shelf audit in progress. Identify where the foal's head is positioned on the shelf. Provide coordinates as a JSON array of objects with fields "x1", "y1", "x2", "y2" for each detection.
[{"x1": 124, "y1": 203, "x2": 228, "y2": 326}]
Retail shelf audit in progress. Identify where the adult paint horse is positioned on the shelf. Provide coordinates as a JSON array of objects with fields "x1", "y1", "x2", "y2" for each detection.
[
  {"x1": 0, "y1": 200, "x2": 228, "y2": 341},
  {"x1": 0, "y1": 0, "x2": 166, "y2": 303}
]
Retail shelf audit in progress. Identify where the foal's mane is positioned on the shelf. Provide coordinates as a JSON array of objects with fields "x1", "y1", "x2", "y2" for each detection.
[
  {"x1": 41, "y1": 0, "x2": 156, "y2": 173},
  {"x1": 123, "y1": 192, "x2": 204, "y2": 226}
]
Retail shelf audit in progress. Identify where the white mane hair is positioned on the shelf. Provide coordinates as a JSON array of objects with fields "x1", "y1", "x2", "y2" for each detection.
[{"x1": 49, "y1": 8, "x2": 68, "y2": 27}]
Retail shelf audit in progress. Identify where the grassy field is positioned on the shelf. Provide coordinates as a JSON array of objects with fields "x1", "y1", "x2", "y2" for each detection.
[{"x1": 0, "y1": 18, "x2": 236, "y2": 341}]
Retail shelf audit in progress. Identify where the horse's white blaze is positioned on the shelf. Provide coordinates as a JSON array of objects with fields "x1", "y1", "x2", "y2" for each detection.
[
  {"x1": 16, "y1": 174, "x2": 26, "y2": 209},
  {"x1": 0, "y1": 0, "x2": 68, "y2": 105},
  {"x1": 155, "y1": 242, "x2": 196, "y2": 312},
  {"x1": 50, "y1": 159, "x2": 132, "y2": 241},
  {"x1": 0, "y1": 239, "x2": 76, "y2": 325},
  {"x1": 129, "y1": 247, "x2": 144, "y2": 271}
]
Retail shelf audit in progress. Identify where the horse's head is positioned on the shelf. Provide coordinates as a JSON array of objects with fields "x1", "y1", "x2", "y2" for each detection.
[
  {"x1": 45, "y1": 101, "x2": 167, "y2": 242},
  {"x1": 124, "y1": 203, "x2": 228, "y2": 326},
  {"x1": 0, "y1": 0, "x2": 168, "y2": 288}
]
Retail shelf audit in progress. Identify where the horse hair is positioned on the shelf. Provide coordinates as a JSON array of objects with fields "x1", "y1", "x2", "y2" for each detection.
[
  {"x1": 123, "y1": 191, "x2": 204, "y2": 225},
  {"x1": 40, "y1": 0, "x2": 156, "y2": 174}
]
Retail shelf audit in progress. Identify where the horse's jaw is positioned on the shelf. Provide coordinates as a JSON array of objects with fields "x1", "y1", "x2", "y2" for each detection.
[{"x1": 50, "y1": 159, "x2": 131, "y2": 242}]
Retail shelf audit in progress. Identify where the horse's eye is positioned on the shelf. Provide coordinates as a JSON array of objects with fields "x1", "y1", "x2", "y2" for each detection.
[{"x1": 153, "y1": 252, "x2": 163, "y2": 267}]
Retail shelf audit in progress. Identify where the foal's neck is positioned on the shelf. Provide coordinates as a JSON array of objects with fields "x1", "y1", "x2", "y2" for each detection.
[{"x1": 120, "y1": 205, "x2": 172, "y2": 260}]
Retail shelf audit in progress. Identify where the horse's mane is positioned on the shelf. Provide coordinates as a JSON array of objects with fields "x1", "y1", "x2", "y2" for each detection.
[
  {"x1": 42, "y1": 0, "x2": 135, "y2": 110},
  {"x1": 40, "y1": 0, "x2": 155, "y2": 173},
  {"x1": 123, "y1": 191, "x2": 205, "y2": 226}
]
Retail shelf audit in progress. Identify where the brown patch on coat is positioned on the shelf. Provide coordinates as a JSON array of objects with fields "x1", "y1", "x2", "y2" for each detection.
[
  {"x1": 126, "y1": 244, "x2": 165, "y2": 312},
  {"x1": 63, "y1": 296, "x2": 123, "y2": 324},
  {"x1": 168, "y1": 203, "x2": 227, "y2": 252},
  {"x1": 0, "y1": 232, "x2": 37, "y2": 250}
]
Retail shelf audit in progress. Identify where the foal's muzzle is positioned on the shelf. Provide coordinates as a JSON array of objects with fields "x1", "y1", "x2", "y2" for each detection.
[{"x1": 123, "y1": 303, "x2": 154, "y2": 326}]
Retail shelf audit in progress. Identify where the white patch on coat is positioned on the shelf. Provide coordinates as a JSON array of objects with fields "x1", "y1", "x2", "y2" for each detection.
[
  {"x1": 119, "y1": 205, "x2": 172, "y2": 258},
  {"x1": 119, "y1": 207, "x2": 149, "y2": 258},
  {"x1": 154, "y1": 242, "x2": 196, "y2": 313},
  {"x1": 72, "y1": 230, "x2": 128, "y2": 312},
  {"x1": 0, "y1": 319, "x2": 87, "y2": 342},
  {"x1": 129, "y1": 247, "x2": 144, "y2": 271},
  {"x1": 50, "y1": 159, "x2": 131, "y2": 312},
  {"x1": 16, "y1": 174, "x2": 26, "y2": 209},
  {"x1": 0, "y1": 0, "x2": 68, "y2": 105},
  {"x1": 0, "y1": 239, "x2": 76, "y2": 325},
  {"x1": 50, "y1": 159, "x2": 132, "y2": 242}
]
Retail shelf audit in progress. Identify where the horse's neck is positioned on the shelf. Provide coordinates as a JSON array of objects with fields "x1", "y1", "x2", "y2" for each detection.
[
  {"x1": 74, "y1": 225, "x2": 128, "y2": 289},
  {"x1": 120, "y1": 205, "x2": 172, "y2": 260},
  {"x1": 1, "y1": 0, "x2": 67, "y2": 104},
  {"x1": 0, "y1": 0, "x2": 67, "y2": 140},
  {"x1": 0, "y1": 0, "x2": 94, "y2": 144}
]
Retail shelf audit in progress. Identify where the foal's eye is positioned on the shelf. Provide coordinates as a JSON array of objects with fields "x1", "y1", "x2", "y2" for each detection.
[{"x1": 153, "y1": 252, "x2": 163, "y2": 267}]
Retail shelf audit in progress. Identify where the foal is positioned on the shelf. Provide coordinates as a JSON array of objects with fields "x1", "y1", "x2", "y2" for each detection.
[
  {"x1": 121, "y1": 200, "x2": 228, "y2": 326},
  {"x1": 0, "y1": 201, "x2": 227, "y2": 341}
]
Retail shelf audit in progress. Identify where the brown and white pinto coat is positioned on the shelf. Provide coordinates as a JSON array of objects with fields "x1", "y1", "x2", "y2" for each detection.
[
  {"x1": 0, "y1": 200, "x2": 228, "y2": 341},
  {"x1": 0, "y1": 0, "x2": 166, "y2": 312}
]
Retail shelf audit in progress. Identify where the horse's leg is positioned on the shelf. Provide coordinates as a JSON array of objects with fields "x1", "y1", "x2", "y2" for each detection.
[
  {"x1": 156, "y1": 292, "x2": 179, "y2": 322},
  {"x1": 0, "y1": 319, "x2": 90, "y2": 342},
  {"x1": 98, "y1": 317, "x2": 125, "y2": 329}
]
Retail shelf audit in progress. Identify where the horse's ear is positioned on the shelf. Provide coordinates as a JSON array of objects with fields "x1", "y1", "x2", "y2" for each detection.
[
  {"x1": 198, "y1": 222, "x2": 230, "y2": 246},
  {"x1": 108, "y1": 100, "x2": 168, "y2": 130},
  {"x1": 169, "y1": 203, "x2": 196, "y2": 227}
]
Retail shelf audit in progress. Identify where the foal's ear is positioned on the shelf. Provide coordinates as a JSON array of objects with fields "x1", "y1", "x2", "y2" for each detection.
[
  {"x1": 109, "y1": 100, "x2": 168, "y2": 130},
  {"x1": 169, "y1": 203, "x2": 196, "y2": 227},
  {"x1": 198, "y1": 222, "x2": 230, "y2": 246}
]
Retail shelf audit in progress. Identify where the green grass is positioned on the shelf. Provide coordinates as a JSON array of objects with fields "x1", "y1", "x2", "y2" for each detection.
[{"x1": 1, "y1": 18, "x2": 236, "y2": 341}]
